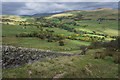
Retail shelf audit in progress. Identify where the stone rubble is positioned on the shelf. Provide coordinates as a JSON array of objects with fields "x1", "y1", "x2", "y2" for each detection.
[{"x1": 2, "y1": 46, "x2": 73, "y2": 69}]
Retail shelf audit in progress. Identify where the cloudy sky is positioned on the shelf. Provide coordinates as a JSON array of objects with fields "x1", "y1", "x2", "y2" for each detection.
[{"x1": 2, "y1": 2, "x2": 118, "y2": 15}]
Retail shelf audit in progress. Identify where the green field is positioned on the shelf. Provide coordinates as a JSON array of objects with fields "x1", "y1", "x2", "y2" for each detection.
[
  {"x1": 69, "y1": 20, "x2": 118, "y2": 35},
  {"x1": 2, "y1": 24, "x2": 38, "y2": 36},
  {"x1": 43, "y1": 27, "x2": 75, "y2": 36},
  {"x1": 2, "y1": 24, "x2": 90, "y2": 51},
  {"x1": 2, "y1": 8, "x2": 119, "y2": 51},
  {"x1": 2, "y1": 8, "x2": 119, "y2": 78},
  {"x1": 3, "y1": 36, "x2": 90, "y2": 51}
]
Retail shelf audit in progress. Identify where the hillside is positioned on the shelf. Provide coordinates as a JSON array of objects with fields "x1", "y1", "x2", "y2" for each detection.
[
  {"x1": 47, "y1": 8, "x2": 118, "y2": 19},
  {"x1": 2, "y1": 8, "x2": 120, "y2": 78},
  {"x1": 21, "y1": 12, "x2": 65, "y2": 17},
  {"x1": 2, "y1": 8, "x2": 119, "y2": 50},
  {"x1": 3, "y1": 47, "x2": 119, "y2": 78}
]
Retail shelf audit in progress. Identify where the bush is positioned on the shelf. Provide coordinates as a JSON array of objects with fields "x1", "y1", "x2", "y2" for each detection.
[
  {"x1": 48, "y1": 39, "x2": 53, "y2": 42},
  {"x1": 18, "y1": 32, "x2": 29, "y2": 37},
  {"x1": 105, "y1": 49, "x2": 115, "y2": 56},
  {"x1": 80, "y1": 45, "x2": 87, "y2": 50},
  {"x1": 59, "y1": 40, "x2": 65, "y2": 46},
  {"x1": 94, "y1": 52, "x2": 106, "y2": 59},
  {"x1": 89, "y1": 41, "x2": 102, "y2": 49},
  {"x1": 114, "y1": 55, "x2": 120, "y2": 64}
]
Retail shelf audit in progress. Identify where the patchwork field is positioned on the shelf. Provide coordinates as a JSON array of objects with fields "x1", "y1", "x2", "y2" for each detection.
[{"x1": 2, "y1": 8, "x2": 120, "y2": 78}]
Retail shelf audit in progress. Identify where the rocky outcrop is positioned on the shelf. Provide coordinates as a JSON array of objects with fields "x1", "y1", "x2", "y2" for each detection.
[{"x1": 2, "y1": 46, "x2": 73, "y2": 69}]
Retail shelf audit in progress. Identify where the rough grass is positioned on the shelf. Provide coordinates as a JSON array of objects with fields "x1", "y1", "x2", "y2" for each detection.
[
  {"x1": 2, "y1": 9, "x2": 119, "y2": 78},
  {"x1": 2, "y1": 49, "x2": 118, "y2": 78}
]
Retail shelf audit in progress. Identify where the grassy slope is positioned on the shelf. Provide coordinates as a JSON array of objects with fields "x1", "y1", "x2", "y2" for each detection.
[
  {"x1": 3, "y1": 48, "x2": 118, "y2": 78},
  {"x1": 2, "y1": 24, "x2": 90, "y2": 51},
  {"x1": 47, "y1": 13, "x2": 73, "y2": 18},
  {"x1": 66, "y1": 9, "x2": 118, "y2": 36},
  {"x1": 3, "y1": 37, "x2": 90, "y2": 51},
  {"x1": 2, "y1": 8, "x2": 119, "y2": 78},
  {"x1": 2, "y1": 8, "x2": 119, "y2": 51},
  {"x1": 76, "y1": 20, "x2": 118, "y2": 35},
  {"x1": 43, "y1": 27, "x2": 75, "y2": 36},
  {"x1": 45, "y1": 8, "x2": 118, "y2": 37},
  {"x1": 2, "y1": 24, "x2": 38, "y2": 36}
]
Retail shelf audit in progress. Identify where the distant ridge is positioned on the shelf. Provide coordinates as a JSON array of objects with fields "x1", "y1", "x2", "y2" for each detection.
[
  {"x1": 19, "y1": 8, "x2": 117, "y2": 17},
  {"x1": 20, "y1": 12, "x2": 65, "y2": 17}
]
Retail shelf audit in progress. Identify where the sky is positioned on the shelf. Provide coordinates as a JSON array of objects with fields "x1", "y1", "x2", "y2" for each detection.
[
  {"x1": 1, "y1": 2, "x2": 119, "y2": 15},
  {"x1": 2, "y1": 0, "x2": 120, "y2": 2}
]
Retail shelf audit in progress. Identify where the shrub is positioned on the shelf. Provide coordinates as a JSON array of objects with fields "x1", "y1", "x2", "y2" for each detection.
[
  {"x1": 114, "y1": 55, "x2": 120, "y2": 64},
  {"x1": 89, "y1": 41, "x2": 102, "y2": 49},
  {"x1": 94, "y1": 52, "x2": 100, "y2": 59},
  {"x1": 94, "y1": 52, "x2": 106, "y2": 59},
  {"x1": 48, "y1": 39, "x2": 53, "y2": 42},
  {"x1": 18, "y1": 32, "x2": 29, "y2": 37},
  {"x1": 59, "y1": 40, "x2": 65, "y2": 46},
  {"x1": 7, "y1": 22, "x2": 9, "y2": 25},
  {"x1": 80, "y1": 45, "x2": 87, "y2": 50},
  {"x1": 99, "y1": 53, "x2": 106, "y2": 59},
  {"x1": 105, "y1": 49, "x2": 115, "y2": 56}
]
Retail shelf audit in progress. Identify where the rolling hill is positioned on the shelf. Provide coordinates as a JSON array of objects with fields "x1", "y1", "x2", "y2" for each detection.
[{"x1": 2, "y1": 8, "x2": 120, "y2": 78}]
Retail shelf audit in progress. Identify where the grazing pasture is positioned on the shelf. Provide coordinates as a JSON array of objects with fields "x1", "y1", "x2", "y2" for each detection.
[{"x1": 2, "y1": 8, "x2": 119, "y2": 78}]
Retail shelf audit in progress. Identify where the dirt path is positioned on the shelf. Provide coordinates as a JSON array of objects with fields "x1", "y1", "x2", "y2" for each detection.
[
  {"x1": 62, "y1": 50, "x2": 82, "y2": 54},
  {"x1": 53, "y1": 72, "x2": 67, "y2": 78}
]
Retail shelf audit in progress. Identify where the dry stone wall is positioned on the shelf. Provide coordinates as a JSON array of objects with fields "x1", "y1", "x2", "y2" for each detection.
[{"x1": 2, "y1": 46, "x2": 73, "y2": 69}]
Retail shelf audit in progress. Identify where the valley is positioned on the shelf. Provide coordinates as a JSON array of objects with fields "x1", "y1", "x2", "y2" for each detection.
[{"x1": 1, "y1": 8, "x2": 120, "y2": 78}]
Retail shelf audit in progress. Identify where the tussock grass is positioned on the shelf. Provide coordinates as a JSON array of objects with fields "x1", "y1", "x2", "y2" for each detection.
[{"x1": 3, "y1": 49, "x2": 118, "y2": 78}]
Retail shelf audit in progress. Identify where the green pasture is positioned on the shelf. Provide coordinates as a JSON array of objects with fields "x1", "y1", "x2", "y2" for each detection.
[
  {"x1": 2, "y1": 8, "x2": 118, "y2": 51},
  {"x1": 69, "y1": 20, "x2": 118, "y2": 36},
  {"x1": 2, "y1": 24, "x2": 90, "y2": 51},
  {"x1": 83, "y1": 34, "x2": 105, "y2": 38},
  {"x1": 2, "y1": 24, "x2": 38, "y2": 36},
  {"x1": 43, "y1": 27, "x2": 75, "y2": 36},
  {"x1": 2, "y1": 36, "x2": 90, "y2": 51},
  {"x1": 2, "y1": 8, "x2": 119, "y2": 78},
  {"x1": 77, "y1": 20, "x2": 118, "y2": 30},
  {"x1": 65, "y1": 39, "x2": 90, "y2": 46}
]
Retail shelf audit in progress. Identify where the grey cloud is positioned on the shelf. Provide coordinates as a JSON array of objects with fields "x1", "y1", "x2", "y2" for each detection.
[
  {"x1": 2, "y1": 0, "x2": 120, "y2": 2},
  {"x1": 2, "y1": 2, "x2": 25, "y2": 15},
  {"x1": 2, "y1": 2, "x2": 118, "y2": 15}
]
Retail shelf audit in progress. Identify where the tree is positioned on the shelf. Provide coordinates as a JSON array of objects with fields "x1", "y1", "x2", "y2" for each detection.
[
  {"x1": 7, "y1": 22, "x2": 9, "y2": 25},
  {"x1": 59, "y1": 40, "x2": 65, "y2": 46},
  {"x1": 48, "y1": 38, "x2": 53, "y2": 42},
  {"x1": 75, "y1": 34, "x2": 79, "y2": 36},
  {"x1": 68, "y1": 36, "x2": 71, "y2": 39}
]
